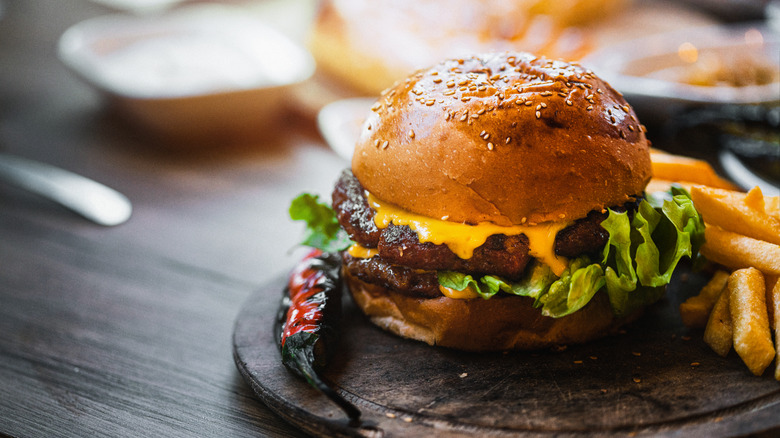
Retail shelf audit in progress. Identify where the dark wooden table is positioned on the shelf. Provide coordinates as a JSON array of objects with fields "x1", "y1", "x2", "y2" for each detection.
[{"x1": 0, "y1": 1, "x2": 342, "y2": 436}]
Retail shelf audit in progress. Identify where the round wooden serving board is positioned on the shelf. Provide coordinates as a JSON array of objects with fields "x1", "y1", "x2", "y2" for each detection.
[{"x1": 233, "y1": 272, "x2": 780, "y2": 437}]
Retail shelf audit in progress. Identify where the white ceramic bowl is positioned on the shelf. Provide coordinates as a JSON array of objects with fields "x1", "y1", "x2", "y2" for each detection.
[{"x1": 58, "y1": 5, "x2": 315, "y2": 145}]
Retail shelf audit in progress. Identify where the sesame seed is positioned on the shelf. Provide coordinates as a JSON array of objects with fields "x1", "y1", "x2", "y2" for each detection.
[
  {"x1": 460, "y1": 113, "x2": 468, "y2": 122},
  {"x1": 433, "y1": 78, "x2": 442, "y2": 83},
  {"x1": 408, "y1": 130, "x2": 415, "y2": 138},
  {"x1": 461, "y1": 97, "x2": 471, "y2": 102},
  {"x1": 374, "y1": 139, "x2": 380, "y2": 147},
  {"x1": 477, "y1": 108, "x2": 486, "y2": 115},
  {"x1": 382, "y1": 140, "x2": 389, "y2": 149},
  {"x1": 371, "y1": 103, "x2": 381, "y2": 111},
  {"x1": 535, "y1": 104, "x2": 542, "y2": 111},
  {"x1": 621, "y1": 105, "x2": 630, "y2": 112},
  {"x1": 525, "y1": 101, "x2": 533, "y2": 106},
  {"x1": 541, "y1": 102, "x2": 547, "y2": 108},
  {"x1": 597, "y1": 88, "x2": 603, "y2": 94},
  {"x1": 521, "y1": 217, "x2": 527, "y2": 224},
  {"x1": 470, "y1": 114, "x2": 479, "y2": 119},
  {"x1": 487, "y1": 142, "x2": 494, "y2": 150},
  {"x1": 505, "y1": 137, "x2": 511, "y2": 144},
  {"x1": 565, "y1": 100, "x2": 572, "y2": 106},
  {"x1": 586, "y1": 105, "x2": 593, "y2": 111},
  {"x1": 535, "y1": 111, "x2": 541, "y2": 119},
  {"x1": 619, "y1": 130, "x2": 626, "y2": 139},
  {"x1": 610, "y1": 116, "x2": 616, "y2": 123},
  {"x1": 628, "y1": 125, "x2": 634, "y2": 131},
  {"x1": 480, "y1": 130, "x2": 487, "y2": 136}
]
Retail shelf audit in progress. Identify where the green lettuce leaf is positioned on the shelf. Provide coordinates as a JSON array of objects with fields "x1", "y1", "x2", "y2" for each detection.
[
  {"x1": 539, "y1": 258, "x2": 605, "y2": 317},
  {"x1": 289, "y1": 193, "x2": 352, "y2": 252},
  {"x1": 437, "y1": 188, "x2": 705, "y2": 319},
  {"x1": 438, "y1": 261, "x2": 557, "y2": 301}
]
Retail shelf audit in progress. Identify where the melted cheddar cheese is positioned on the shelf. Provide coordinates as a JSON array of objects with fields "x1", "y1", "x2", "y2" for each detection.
[
  {"x1": 439, "y1": 284, "x2": 480, "y2": 299},
  {"x1": 368, "y1": 193, "x2": 570, "y2": 276},
  {"x1": 347, "y1": 244, "x2": 379, "y2": 259}
]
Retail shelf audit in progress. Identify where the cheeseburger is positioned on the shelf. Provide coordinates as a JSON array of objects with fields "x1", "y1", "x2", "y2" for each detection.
[{"x1": 294, "y1": 52, "x2": 703, "y2": 351}]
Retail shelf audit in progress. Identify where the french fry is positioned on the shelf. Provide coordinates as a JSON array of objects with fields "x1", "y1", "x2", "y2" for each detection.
[
  {"x1": 691, "y1": 186, "x2": 780, "y2": 246},
  {"x1": 704, "y1": 285, "x2": 732, "y2": 357},
  {"x1": 766, "y1": 275, "x2": 779, "y2": 329},
  {"x1": 650, "y1": 152, "x2": 739, "y2": 190},
  {"x1": 680, "y1": 270, "x2": 730, "y2": 328},
  {"x1": 765, "y1": 196, "x2": 780, "y2": 222},
  {"x1": 728, "y1": 268, "x2": 775, "y2": 376},
  {"x1": 767, "y1": 276, "x2": 780, "y2": 380},
  {"x1": 645, "y1": 179, "x2": 692, "y2": 195},
  {"x1": 700, "y1": 225, "x2": 780, "y2": 276}
]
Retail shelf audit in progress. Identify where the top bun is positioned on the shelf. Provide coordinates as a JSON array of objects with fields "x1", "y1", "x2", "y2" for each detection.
[{"x1": 352, "y1": 52, "x2": 652, "y2": 226}]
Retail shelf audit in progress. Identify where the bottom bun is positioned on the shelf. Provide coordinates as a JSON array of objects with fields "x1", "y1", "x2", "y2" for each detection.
[{"x1": 345, "y1": 271, "x2": 642, "y2": 351}]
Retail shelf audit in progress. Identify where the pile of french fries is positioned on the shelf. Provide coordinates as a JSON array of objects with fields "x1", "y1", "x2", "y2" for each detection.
[
  {"x1": 681, "y1": 185, "x2": 780, "y2": 379},
  {"x1": 650, "y1": 150, "x2": 780, "y2": 380}
]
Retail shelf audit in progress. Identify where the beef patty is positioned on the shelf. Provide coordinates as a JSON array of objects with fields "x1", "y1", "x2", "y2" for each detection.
[{"x1": 333, "y1": 169, "x2": 636, "y2": 295}]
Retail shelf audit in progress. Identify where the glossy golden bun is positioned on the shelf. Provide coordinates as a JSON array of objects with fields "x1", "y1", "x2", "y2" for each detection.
[
  {"x1": 352, "y1": 52, "x2": 651, "y2": 226},
  {"x1": 346, "y1": 272, "x2": 638, "y2": 351}
]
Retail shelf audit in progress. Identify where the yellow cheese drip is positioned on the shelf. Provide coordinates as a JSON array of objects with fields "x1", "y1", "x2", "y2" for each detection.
[
  {"x1": 368, "y1": 193, "x2": 570, "y2": 276},
  {"x1": 347, "y1": 244, "x2": 379, "y2": 259},
  {"x1": 439, "y1": 285, "x2": 480, "y2": 299}
]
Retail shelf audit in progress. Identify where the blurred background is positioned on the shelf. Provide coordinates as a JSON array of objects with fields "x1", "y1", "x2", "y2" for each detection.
[
  {"x1": 7, "y1": 0, "x2": 776, "y2": 182},
  {"x1": 1, "y1": 0, "x2": 778, "y2": 208}
]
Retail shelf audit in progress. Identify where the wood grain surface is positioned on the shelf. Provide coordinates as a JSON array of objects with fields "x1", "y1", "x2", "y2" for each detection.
[
  {"x1": 234, "y1": 273, "x2": 780, "y2": 438},
  {"x1": 0, "y1": 1, "x2": 341, "y2": 436}
]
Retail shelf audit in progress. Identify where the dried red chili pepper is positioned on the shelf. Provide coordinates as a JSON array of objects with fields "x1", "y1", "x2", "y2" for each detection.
[{"x1": 276, "y1": 249, "x2": 360, "y2": 420}]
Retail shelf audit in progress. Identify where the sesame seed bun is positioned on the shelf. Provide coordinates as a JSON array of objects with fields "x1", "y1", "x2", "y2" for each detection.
[
  {"x1": 351, "y1": 52, "x2": 651, "y2": 226},
  {"x1": 345, "y1": 271, "x2": 640, "y2": 351}
]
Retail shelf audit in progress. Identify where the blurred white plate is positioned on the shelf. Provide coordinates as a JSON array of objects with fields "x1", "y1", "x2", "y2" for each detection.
[
  {"x1": 583, "y1": 25, "x2": 780, "y2": 120},
  {"x1": 317, "y1": 97, "x2": 374, "y2": 161},
  {"x1": 58, "y1": 4, "x2": 315, "y2": 144}
]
